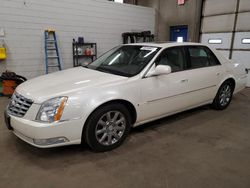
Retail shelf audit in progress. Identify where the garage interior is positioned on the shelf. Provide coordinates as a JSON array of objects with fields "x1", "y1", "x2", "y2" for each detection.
[{"x1": 0, "y1": 0, "x2": 250, "y2": 187}]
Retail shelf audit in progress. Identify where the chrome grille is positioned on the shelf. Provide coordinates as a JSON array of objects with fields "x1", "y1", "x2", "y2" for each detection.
[{"x1": 7, "y1": 93, "x2": 33, "y2": 117}]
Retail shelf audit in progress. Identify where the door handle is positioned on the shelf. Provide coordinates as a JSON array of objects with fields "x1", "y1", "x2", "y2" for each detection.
[{"x1": 180, "y1": 79, "x2": 188, "y2": 83}]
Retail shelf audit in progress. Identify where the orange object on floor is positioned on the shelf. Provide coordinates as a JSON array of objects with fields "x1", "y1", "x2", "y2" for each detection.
[{"x1": 2, "y1": 80, "x2": 16, "y2": 95}]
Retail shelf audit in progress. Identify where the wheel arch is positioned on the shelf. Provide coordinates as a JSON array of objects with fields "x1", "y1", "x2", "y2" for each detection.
[
  {"x1": 212, "y1": 76, "x2": 236, "y2": 101},
  {"x1": 221, "y1": 77, "x2": 236, "y2": 91},
  {"x1": 94, "y1": 99, "x2": 137, "y2": 125},
  {"x1": 225, "y1": 77, "x2": 235, "y2": 89},
  {"x1": 81, "y1": 99, "x2": 137, "y2": 141}
]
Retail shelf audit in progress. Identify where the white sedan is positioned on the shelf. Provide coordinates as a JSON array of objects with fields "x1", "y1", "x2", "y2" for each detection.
[{"x1": 4, "y1": 42, "x2": 247, "y2": 151}]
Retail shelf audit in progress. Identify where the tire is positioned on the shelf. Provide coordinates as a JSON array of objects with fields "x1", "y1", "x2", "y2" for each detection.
[
  {"x1": 212, "y1": 80, "x2": 234, "y2": 110},
  {"x1": 83, "y1": 103, "x2": 131, "y2": 152}
]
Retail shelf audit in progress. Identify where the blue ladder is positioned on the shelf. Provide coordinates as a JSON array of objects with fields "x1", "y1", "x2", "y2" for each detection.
[{"x1": 44, "y1": 29, "x2": 62, "y2": 74}]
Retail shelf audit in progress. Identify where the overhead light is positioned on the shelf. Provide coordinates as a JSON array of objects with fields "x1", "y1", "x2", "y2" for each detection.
[
  {"x1": 208, "y1": 39, "x2": 222, "y2": 44},
  {"x1": 114, "y1": 0, "x2": 123, "y2": 3},
  {"x1": 242, "y1": 38, "x2": 250, "y2": 44}
]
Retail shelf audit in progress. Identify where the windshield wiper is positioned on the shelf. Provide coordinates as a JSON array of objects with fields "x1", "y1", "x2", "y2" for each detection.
[
  {"x1": 96, "y1": 66, "x2": 129, "y2": 77},
  {"x1": 96, "y1": 66, "x2": 114, "y2": 74},
  {"x1": 82, "y1": 65, "x2": 89, "y2": 68}
]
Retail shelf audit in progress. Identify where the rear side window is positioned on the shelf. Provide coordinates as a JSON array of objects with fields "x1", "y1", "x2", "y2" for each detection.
[{"x1": 187, "y1": 46, "x2": 220, "y2": 69}]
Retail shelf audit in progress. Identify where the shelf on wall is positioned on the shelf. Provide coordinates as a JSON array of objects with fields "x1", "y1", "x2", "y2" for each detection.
[{"x1": 72, "y1": 41, "x2": 97, "y2": 67}]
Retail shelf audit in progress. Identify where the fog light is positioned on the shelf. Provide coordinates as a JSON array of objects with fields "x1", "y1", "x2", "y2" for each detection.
[{"x1": 33, "y1": 137, "x2": 69, "y2": 146}]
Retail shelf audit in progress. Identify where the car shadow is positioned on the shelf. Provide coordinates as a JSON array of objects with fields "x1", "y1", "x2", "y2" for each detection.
[
  {"x1": 14, "y1": 104, "x2": 212, "y2": 160},
  {"x1": 131, "y1": 104, "x2": 211, "y2": 133}
]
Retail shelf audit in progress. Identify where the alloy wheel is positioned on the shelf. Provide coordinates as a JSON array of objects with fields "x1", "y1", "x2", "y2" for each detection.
[
  {"x1": 219, "y1": 84, "x2": 232, "y2": 107},
  {"x1": 95, "y1": 111, "x2": 126, "y2": 146}
]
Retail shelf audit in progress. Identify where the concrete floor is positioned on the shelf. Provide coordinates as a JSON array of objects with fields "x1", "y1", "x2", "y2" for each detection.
[{"x1": 0, "y1": 89, "x2": 250, "y2": 188}]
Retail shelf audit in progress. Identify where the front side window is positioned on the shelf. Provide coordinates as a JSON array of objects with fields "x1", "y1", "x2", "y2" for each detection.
[
  {"x1": 187, "y1": 46, "x2": 220, "y2": 69},
  {"x1": 87, "y1": 45, "x2": 160, "y2": 77},
  {"x1": 155, "y1": 47, "x2": 186, "y2": 72}
]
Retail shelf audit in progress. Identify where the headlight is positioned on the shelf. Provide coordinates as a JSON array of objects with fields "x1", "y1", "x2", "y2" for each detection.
[{"x1": 36, "y1": 97, "x2": 68, "y2": 123}]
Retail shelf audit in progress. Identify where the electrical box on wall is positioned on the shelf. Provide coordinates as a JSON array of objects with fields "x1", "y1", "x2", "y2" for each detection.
[{"x1": 0, "y1": 40, "x2": 6, "y2": 60}]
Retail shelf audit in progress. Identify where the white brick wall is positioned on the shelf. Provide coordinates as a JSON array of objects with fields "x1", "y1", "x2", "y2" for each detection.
[{"x1": 0, "y1": 0, "x2": 155, "y2": 78}]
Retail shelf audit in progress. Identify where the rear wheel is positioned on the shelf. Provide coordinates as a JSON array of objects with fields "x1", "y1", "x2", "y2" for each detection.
[
  {"x1": 212, "y1": 80, "x2": 234, "y2": 110},
  {"x1": 83, "y1": 103, "x2": 131, "y2": 152}
]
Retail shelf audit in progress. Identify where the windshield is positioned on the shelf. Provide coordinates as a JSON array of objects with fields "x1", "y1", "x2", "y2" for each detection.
[{"x1": 86, "y1": 45, "x2": 161, "y2": 77}]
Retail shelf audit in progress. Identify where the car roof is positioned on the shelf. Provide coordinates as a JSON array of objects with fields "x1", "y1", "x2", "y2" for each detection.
[{"x1": 124, "y1": 42, "x2": 206, "y2": 48}]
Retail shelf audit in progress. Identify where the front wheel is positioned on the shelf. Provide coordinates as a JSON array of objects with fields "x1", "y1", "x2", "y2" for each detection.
[
  {"x1": 212, "y1": 81, "x2": 234, "y2": 110},
  {"x1": 83, "y1": 103, "x2": 131, "y2": 152}
]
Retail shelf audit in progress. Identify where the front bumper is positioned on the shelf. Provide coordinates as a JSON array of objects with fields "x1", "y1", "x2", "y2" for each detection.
[{"x1": 4, "y1": 111, "x2": 83, "y2": 148}]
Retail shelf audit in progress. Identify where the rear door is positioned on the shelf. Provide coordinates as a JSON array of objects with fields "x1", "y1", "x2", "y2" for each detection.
[{"x1": 183, "y1": 46, "x2": 224, "y2": 105}]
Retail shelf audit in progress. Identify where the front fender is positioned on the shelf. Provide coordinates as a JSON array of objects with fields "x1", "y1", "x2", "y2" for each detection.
[{"x1": 61, "y1": 81, "x2": 140, "y2": 124}]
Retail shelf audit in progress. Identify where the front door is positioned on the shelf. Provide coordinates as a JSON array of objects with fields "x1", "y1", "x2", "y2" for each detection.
[{"x1": 138, "y1": 47, "x2": 191, "y2": 122}]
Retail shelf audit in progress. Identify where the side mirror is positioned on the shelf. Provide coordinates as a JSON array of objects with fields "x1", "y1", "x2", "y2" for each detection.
[{"x1": 147, "y1": 65, "x2": 172, "y2": 77}]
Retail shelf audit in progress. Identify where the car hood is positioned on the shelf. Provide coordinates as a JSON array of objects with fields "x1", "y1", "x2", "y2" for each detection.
[{"x1": 16, "y1": 67, "x2": 128, "y2": 103}]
